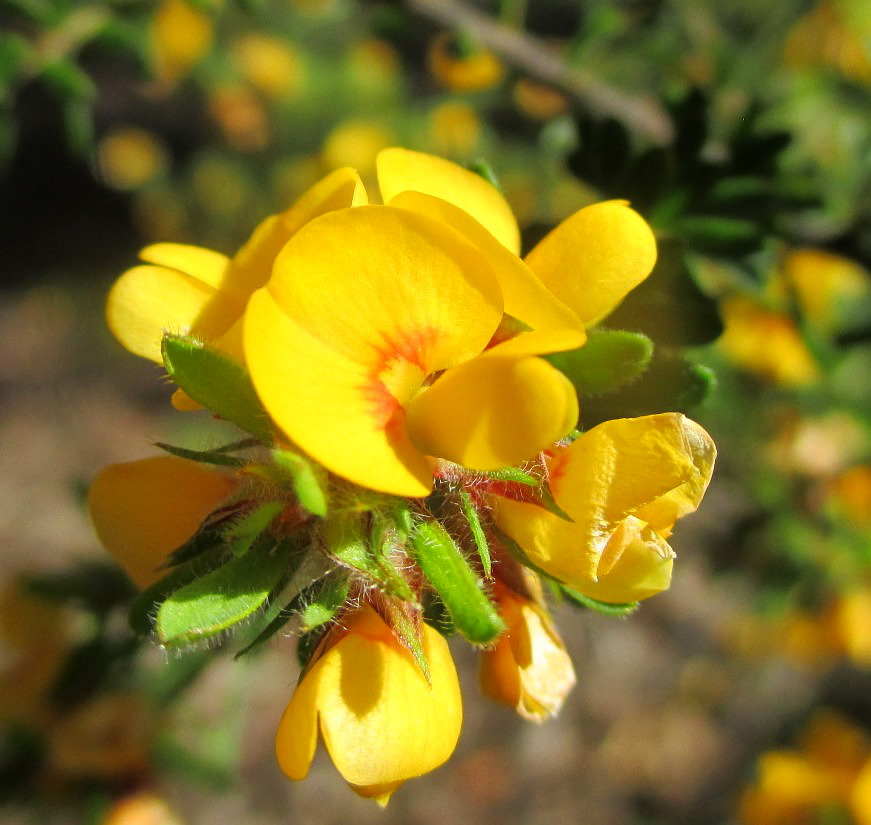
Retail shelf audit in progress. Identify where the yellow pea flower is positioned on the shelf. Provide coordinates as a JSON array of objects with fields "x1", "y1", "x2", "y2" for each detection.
[
  {"x1": 244, "y1": 148, "x2": 656, "y2": 496},
  {"x1": 87, "y1": 455, "x2": 239, "y2": 588},
  {"x1": 106, "y1": 166, "x2": 368, "y2": 367},
  {"x1": 275, "y1": 606, "x2": 462, "y2": 805},
  {"x1": 479, "y1": 576, "x2": 576, "y2": 721},
  {"x1": 427, "y1": 32, "x2": 505, "y2": 92},
  {"x1": 493, "y1": 414, "x2": 716, "y2": 603}
]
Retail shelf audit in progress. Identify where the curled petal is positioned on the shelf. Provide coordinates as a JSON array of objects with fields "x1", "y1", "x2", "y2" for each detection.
[
  {"x1": 87, "y1": 456, "x2": 238, "y2": 588},
  {"x1": 245, "y1": 206, "x2": 503, "y2": 496},
  {"x1": 377, "y1": 147, "x2": 521, "y2": 254},
  {"x1": 525, "y1": 200, "x2": 657, "y2": 325},
  {"x1": 275, "y1": 608, "x2": 462, "y2": 803}
]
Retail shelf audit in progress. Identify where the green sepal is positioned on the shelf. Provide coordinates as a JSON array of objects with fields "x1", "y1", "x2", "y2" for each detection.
[
  {"x1": 226, "y1": 501, "x2": 285, "y2": 557},
  {"x1": 458, "y1": 487, "x2": 491, "y2": 577},
  {"x1": 296, "y1": 625, "x2": 330, "y2": 670},
  {"x1": 379, "y1": 599, "x2": 430, "y2": 684},
  {"x1": 545, "y1": 330, "x2": 653, "y2": 398},
  {"x1": 272, "y1": 449, "x2": 329, "y2": 516},
  {"x1": 557, "y1": 584, "x2": 639, "y2": 616},
  {"x1": 160, "y1": 506, "x2": 241, "y2": 569},
  {"x1": 161, "y1": 334, "x2": 272, "y2": 443},
  {"x1": 153, "y1": 438, "x2": 259, "y2": 468},
  {"x1": 156, "y1": 540, "x2": 293, "y2": 649},
  {"x1": 129, "y1": 546, "x2": 229, "y2": 636},
  {"x1": 325, "y1": 512, "x2": 414, "y2": 600},
  {"x1": 410, "y1": 520, "x2": 505, "y2": 645},
  {"x1": 299, "y1": 572, "x2": 350, "y2": 632}
]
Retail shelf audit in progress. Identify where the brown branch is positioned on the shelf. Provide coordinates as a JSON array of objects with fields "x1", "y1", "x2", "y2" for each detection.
[{"x1": 405, "y1": 0, "x2": 675, "y2": 145}]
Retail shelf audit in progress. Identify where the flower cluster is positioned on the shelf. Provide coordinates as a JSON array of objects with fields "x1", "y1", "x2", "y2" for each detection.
[{"x1": 89, "y1": 148, "x2": 715, "y2": 803}]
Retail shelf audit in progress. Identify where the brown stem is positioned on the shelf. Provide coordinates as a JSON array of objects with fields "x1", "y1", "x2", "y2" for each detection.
[{"x1": 405, "y1": 0, "x2": 675, "y2": 145}]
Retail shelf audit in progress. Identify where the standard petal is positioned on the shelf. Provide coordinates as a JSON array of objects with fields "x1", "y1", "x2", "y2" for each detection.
[
  {"x1": 389, "y1": 190, "x2": 583, "y2": 333},
  {"x1": 244, "y1": 206, "x2": 503, "y2": 496},
  {"x1": 87, "y1": 456, "x2": 238, "y2": 588},
  {"x1": 377, "y1": 147, "x2": 521, "y2": 254},
  {"x1": 524, "y1": 200, "x2": 657, "y2": 325},
  {"x1": 226, "y1": 166, "x2": 368, "y2": 298},
  {"x1": 406, "y1": 351, "x2": 578, "y2": 470},
  {"x1": 106, "y1": 265, "x2": 244, "y2": 362}
]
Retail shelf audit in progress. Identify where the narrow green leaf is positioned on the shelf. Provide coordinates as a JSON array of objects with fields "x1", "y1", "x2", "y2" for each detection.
[
  {"x1": 155, "y1": 441, "x2": 247, "y2": 468},
  {"x1": 545, "y1": 330, "x2": 653, "y2": 398},
  {"x1": 325, "y1": 513, "x2": 414, "y2": 600},
  {"x1": 156, "y1": 541, "x2": 292, "y2": 648},
  {"x1": 162, "y1": 335, "x2": 272, "y2": 443},
  {"x1": 467, "y1": 159, "x2": 501, "y2": 191},
  {"x1": 558, "y1": 585, "x2": 639, "y2": 616},
  {"x1": 272, "y1": 450, "x2": 328, "y2": 516},
  {"x1": 226, "y1": 501, "x2": 284, "y2": 557},
  {"x1": 299, "y1": 573, "x2": 350, "y2": 632},
  {"x1": 458, "y1": 487, "x2": 491, "y2": 577},
  {"x1": 481, "y1": 467, "x2": 539, "y2": 485},
  {"x1": 410, "y1": 520, "x2": 505, "y2": 645}
]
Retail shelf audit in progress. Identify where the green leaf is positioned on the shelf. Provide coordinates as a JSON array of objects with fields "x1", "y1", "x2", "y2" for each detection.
[
  {"x1": 299, "y1": 573, "x2": 350, "y2": 632},
  {"x1": 128, "y1": 546, "x2": 229, "y2": 636},
  {"x1": 41, "y1": 59, "x2": 96, "y2": 100},
  {"x1": 545, "y1": 330, "x2": 653, "y2": 398},
  {"x1": 410, "y1": 520, "x2": 505, "y2": 645},
  {"x1": 156, "y1": 541, "x2": 292, "y2": 648},
  {"x1": 154, "y1": 441, "x2": 248, "y2": 468},
  {"x1": 272, "y1": 449, "x2": 328, "y2": 516},
  {"x1": 162, "y1": 334, "x2": 272, "y2": 442},
  {"x1": 225, "y1": 501, "x2": 285, "y2": 557},
  {"x1": 458, "y1": 487, "x2": 491, "y2": 577},
  {"x1": 558, "y1": 585, "x2": 639, "y2": 616},
  {"x1": 325, "y1": 512, "x2": 414, "y2": 600}
]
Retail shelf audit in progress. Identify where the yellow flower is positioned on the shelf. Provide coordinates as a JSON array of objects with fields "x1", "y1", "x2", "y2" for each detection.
[
  {"x1": 718, "y1": 295, "x2": 819, "y2": 386},
  {"x1": 107, "y1": 165, "x2": 366, "y2": 409},
  {"x1": 274, "y1": 606, "x2": 462, "y2": 804},
  {"x1": 479, "y1": 576, "x2": 576, "y2": 721},
  {"x1": 231, "y1": 34, "x2": 303, "y2": 99},
  {"x1": 244, "y1": 148, "x2": 656, "y2": 496},
  {"x1": 493, "y1": 414, "x2": 716, "y2": 603},
  {"x1": 87, "y1": 455, "x2": 239, "y2": 588},
  {"x1": 150, "y1": 0, "x2": 212, "y2": 89},
  {"x1": 427, "y1": 32, "x2": 504, "y2": 91}
]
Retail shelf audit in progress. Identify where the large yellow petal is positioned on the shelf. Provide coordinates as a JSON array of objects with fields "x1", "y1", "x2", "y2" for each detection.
[
  {"x1": 87, "y1": 456, "x2": 238, "y2": 588},
  {"x1": 226, "y1": 166, "x2": 368, "y2": 299},
  {"x1": 377, "y1": 147, "x2": 521, "y2": 254},
  {"x1": 276, "y1": 608, "x2": 462, "y2": 797},
  {"x1": 244, "y1": 206, "x2": 503, "y2": 496},
  {"x1": 406, "y1": 344, "x2": 578, "y2": 470},
  {"x1": 389, "y1": 190, "x2": 583, "y2": 333},
  {"x1": 106, "y1": 264, "x2": 244, "y2": 363},
  {"x1": 524, "y1": 200, "x2": 657, "y2": 325}
]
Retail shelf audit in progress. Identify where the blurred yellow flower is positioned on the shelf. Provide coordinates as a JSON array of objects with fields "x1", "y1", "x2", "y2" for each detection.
[
  {"x1": 150, "y1": 0, "x2": 212, "y2": 88},
  {"x1": 479, "y1": 575, "x2": 576, "y2": 720},
  {"x1": 232, "y1": 34, "x2": 303, "y2": 99},
  {"x1": 719, "y1": 295, "x2": 819, "y2": 386},
  {"x1": 101, "y1": 792, "x2": 185, "y2": 825},
  {"x1": 494, "y1": 414, "x2": 716, "y2": 602},
  {"x1": 97, "y1": 128, "x2": 169, "y2": 191},
  {"x1": 321, "y1": 120, "x2": 395, "y2": 178},
  {"x1": 275, "y1": 607, "x2": 462, "y2": 804},
  {"x1": 428, "y1": 101, "x2": 482, "y2": 156},
  {"x1": 513, "y1": 79, "x2": 568, "y2": 120},
  {"x1": 428, "y1": 33, "x2": 504, "y2": 91},
  {"x1": 87, "y1": 455, "x2": 239, "y2": 588},
  {"x1": 208, "y1": 85, "x2": 271, "y2": 151}
]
